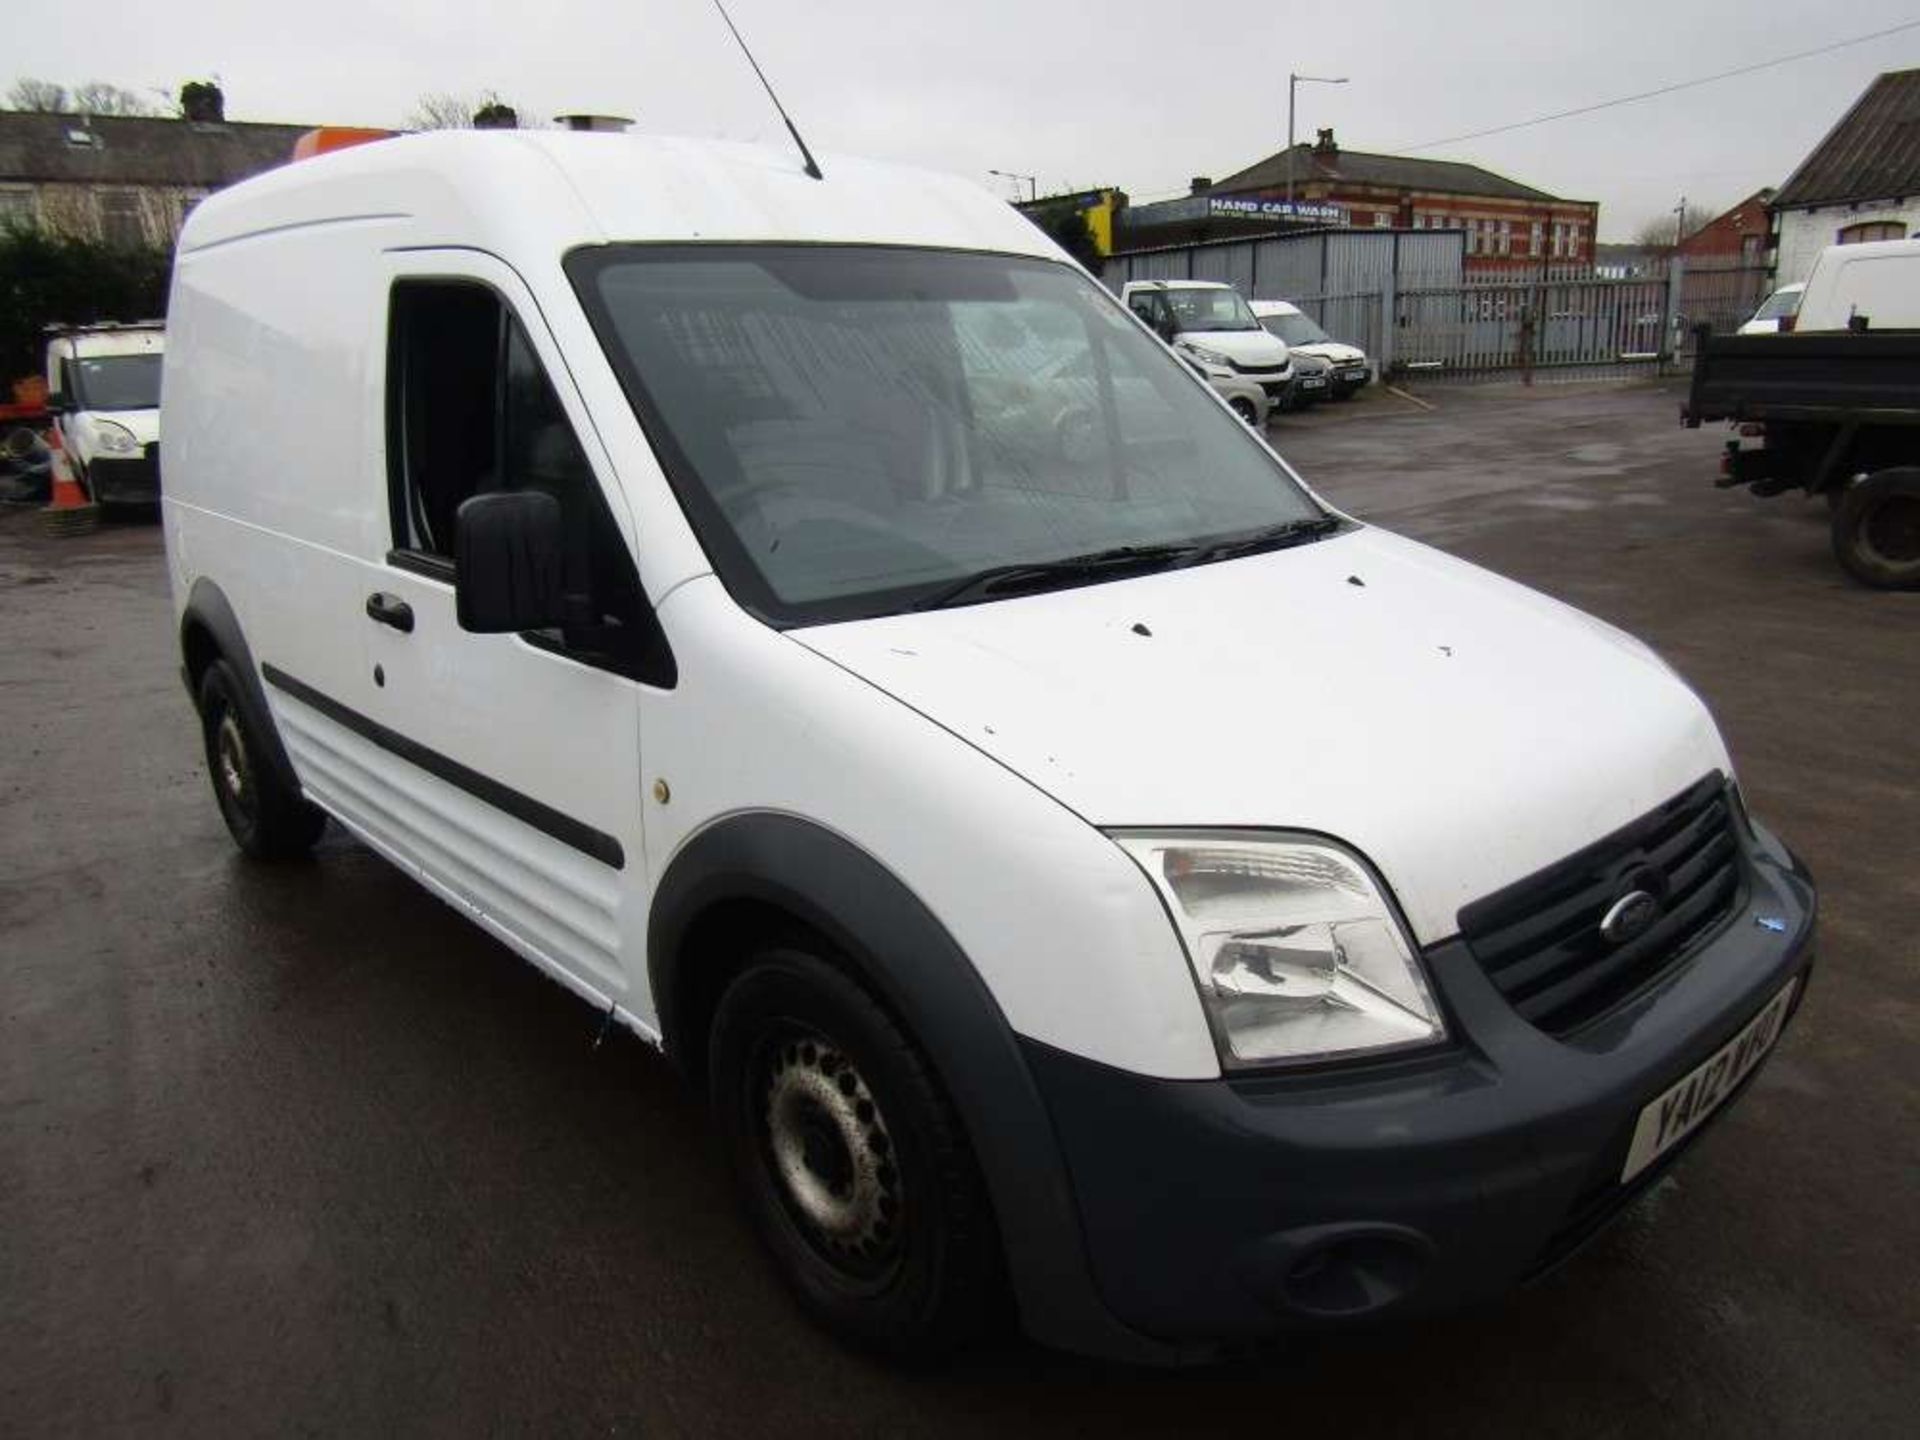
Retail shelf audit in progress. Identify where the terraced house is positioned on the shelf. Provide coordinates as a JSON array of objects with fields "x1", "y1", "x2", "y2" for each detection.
[{"x1": 0, "y1": 93, "x2": 305, "y2": 248}]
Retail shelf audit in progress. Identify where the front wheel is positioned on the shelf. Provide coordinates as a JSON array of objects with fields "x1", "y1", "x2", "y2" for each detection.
[
  {"x1": 708, "y1": 947, "x2": 1005, "y2": 1356},
  {"x1": 1228, "y1": 396, "x2": 1259, "y2": 426},
  {"x1": 1831, "y1": 466, "x2": 1920, "y2": 590}
]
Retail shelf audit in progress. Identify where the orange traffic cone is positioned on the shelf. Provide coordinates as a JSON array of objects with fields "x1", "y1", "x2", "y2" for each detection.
[{"x1": 40, "y1": 423, "x2": 100, "y2": 537}]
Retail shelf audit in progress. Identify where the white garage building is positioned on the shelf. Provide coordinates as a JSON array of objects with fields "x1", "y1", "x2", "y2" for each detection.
[{"x1": 1771, "y1": 68, "x2": 1920, "y2": 285}]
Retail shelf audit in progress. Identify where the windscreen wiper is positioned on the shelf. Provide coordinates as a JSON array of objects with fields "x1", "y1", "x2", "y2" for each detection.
[
  {"x1": 1178, "y1": 515, "x2": 1346, "y2": 567},
  {"x1": 913, "y1": 542, "x2": 1195, "y2": 611}
]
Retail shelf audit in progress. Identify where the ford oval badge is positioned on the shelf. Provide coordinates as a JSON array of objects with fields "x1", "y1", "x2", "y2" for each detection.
[{"x1": 1599, "y1": 889, "x2": 1661, "y2": 945}]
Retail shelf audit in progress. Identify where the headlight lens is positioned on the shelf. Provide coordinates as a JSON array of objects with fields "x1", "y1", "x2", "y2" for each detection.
[
  {"x1": 1180, "y1": 343, "x2": 1235, "y2": 370},
  {"x1": 1113, "y1": 833, "x2": 1446, "y2": 1068},
  {"x1": 94, "y1": 421, "x2": 138, "y2": 453}
]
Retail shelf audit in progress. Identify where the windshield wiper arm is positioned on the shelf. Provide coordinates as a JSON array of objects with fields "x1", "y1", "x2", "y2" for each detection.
[
  {"x1": 914, "y1": 542, "x2": 1194, "y2": 611},
  {"x1": 1178, "y1": 515, "x2": 1346, "y2": 566}
]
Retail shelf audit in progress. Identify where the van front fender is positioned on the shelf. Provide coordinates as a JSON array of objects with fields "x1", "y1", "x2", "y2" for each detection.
[{"x1": 647, "y1": 811, "x2": 1172, "y2": 1362}]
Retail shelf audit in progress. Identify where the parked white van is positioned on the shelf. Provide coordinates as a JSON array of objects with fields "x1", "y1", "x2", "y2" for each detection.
[
  {"x1": 47, "y1": 323, "x2": 163, "y2": 503},
  {"x1": 1794, "y1": 237, "x2": 1920, "y2": 332},
  {"x1": 163, "y1": 130, "x2": 1816, "y2": 1363},
  {"x1": 1119, "y1": 279, "x2": 1296, "y2": 408}
]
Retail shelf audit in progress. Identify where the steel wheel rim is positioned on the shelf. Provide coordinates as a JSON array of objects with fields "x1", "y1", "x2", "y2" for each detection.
[
  {"x1": 215, "y1": 712, "x2": 253, "y2": 817},
  {"x1": 759, "y1": 1029, "x2": 902, "y2": 1278}
]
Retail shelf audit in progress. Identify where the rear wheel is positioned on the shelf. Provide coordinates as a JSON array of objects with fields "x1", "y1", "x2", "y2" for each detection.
[
  {"x1": 1831, "y1": 466, "x2": 1920, "y2": 590},
  {"x1": 197, "y1": 660, "x2": 326, "y2": 859},
  {"x1": 709, "y1": 946, "x2": 1004, "y2": 1356}
]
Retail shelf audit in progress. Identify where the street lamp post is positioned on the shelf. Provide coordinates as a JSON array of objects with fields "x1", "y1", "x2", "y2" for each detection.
[
  {"x1": 1286, "y1": 72, "x2": 1348, "y2": 208},
  {"x1": 989, "y1": 168, "x2": 1038, "y2": 203}
]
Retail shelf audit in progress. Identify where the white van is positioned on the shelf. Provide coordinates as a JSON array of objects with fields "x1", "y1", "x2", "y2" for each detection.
[
  {"x1": 163, "y1": 130, "x2": 1816, "y2": 1363},
  {"x1": 1794, "y1": 237, "x2": 1920, "y2": 332},
  {"x1": 47, "y1": 323, "x2": 163, "y2": 503},
  {"x1": 1119, "y1": 279, "x2": 1296, "y2": 406},
  {"x1": 1737, "y1": 282, "x2": 1804, "y2": 335},
  {"x1": 1248, "y1": 299, "x2": 1372, "y2": 396}
]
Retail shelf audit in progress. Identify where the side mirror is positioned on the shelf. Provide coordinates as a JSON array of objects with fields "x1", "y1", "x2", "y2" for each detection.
[{"x1": 454, "y1": 490, "x2": 566, "y2": 633}]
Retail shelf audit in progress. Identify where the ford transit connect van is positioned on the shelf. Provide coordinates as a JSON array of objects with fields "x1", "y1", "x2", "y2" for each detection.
[{"x1": 163, "y1": 130, "x2": 1815, "y2": 1363}]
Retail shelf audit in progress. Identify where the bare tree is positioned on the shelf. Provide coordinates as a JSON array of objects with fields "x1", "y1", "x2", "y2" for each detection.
[
  {"x1": 407, "y1": 90, "x2": 528, "y2": 131},
  {"x1": 1634, "y1": 200, "x2": 1718, "y2": 254},
  {"x1": 69, "y1": 81, "x2": 159, "y2": 116},
  {"x1": 7, "y1": 78, "x2": 69, "y2": 112}
]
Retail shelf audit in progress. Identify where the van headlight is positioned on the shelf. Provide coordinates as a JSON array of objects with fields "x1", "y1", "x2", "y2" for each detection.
[
  {"x1": 94, "y1": 421, "x2": 139, "y2": 454},
  {"x1": 1112, "y1": 833, "x2": 1446, "y2": 1068},
  {"x1": 1179, "y1": 343, "x2": 1235, "y2": 370}
]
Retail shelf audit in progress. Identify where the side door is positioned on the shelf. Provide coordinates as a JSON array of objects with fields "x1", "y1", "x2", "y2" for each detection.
[{"x1": 354, "y1": 253, "x2": 665, "y2": 1010}]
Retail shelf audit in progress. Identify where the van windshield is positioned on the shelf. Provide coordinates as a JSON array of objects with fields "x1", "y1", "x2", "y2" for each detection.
[
  {"x1": 571, "y1": 247, "x2": 1327, "y2": 625},
  {"x1": 1751, "y1": 287, "x2": 1803, "y2": 323},
  {"x1": 1161, "y1": 287, "x2": 1264, "y2": 333},
  {"x1": 70, "y1": 353, "x2": 161, "y2": 411},
  {"x1": 1260, "y1": 312, "x2": 1333, "y2": 346}
]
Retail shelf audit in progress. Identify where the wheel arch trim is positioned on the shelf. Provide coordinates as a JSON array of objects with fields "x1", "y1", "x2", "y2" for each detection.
[
  {"x1": 178, "y1": 577, "x2": 302, "y2": 795},
  {"x1": 646, "y1": 809, "x2": 1170, "y2": 1361}
]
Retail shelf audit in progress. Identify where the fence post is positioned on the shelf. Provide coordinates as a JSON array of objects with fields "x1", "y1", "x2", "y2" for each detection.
[
  {"x1": 1378, "y1": 270, "x2": 1397, "y2": 378},
  {"x1": 1660, "y1": 257, "x2": 1685, "y2": 376}
]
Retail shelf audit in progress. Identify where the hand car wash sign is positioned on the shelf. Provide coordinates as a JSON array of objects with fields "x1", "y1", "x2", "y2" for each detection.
[{"x1": 1210, "y1": 197, "x2": 1346, "y2": 225}]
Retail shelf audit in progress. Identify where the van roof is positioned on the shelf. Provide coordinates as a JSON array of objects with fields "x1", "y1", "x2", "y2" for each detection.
[
  {"x1": 1814, "y1": 236, "x2": 1920, "y2": 266},
  {"x1": 1124, "y1": 279, "x2": 1232, "y2": 291},
  {"x1": 178, "y1": 129, "x2": 1060, "y2": 265}
]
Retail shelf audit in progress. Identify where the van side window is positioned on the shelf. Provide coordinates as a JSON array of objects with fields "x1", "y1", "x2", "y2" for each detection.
[{"x1": 385, "y1": 279, "x2": 672, "y2": 685}]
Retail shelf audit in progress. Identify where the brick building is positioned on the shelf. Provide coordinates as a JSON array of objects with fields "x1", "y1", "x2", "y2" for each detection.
[
  {"x1": 1679, "y1": 190, "x2": 1775, "y2": 263},
  {"x1": 1197, "y1": 129, "x2": 1599, "y2": 275},
  {"x1": 0, "y1": 105, "x2": 307, "y2": 249}
]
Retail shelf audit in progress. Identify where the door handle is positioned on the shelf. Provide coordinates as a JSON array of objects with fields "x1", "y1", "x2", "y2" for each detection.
[{"x1": 365, "y1": 592, "x2": 415, "y2": 633}]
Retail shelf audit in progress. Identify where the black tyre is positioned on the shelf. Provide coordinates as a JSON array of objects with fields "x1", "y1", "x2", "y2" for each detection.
[
  {"x1": 1831, "y1": 466, "x2": 1920, "y2": 591},
  {"x1": 197, "y1": 659, "x2": 326, "y2": 859},
  {"x1": 709, "y1": 946, "x2": 1005, "y2": 1356},
  {"x1": 1228, "y1": 396, "x2": 1259, "y2": 426}
]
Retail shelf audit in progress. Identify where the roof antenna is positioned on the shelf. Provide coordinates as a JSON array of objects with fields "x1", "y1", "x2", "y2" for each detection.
[{"x1": 710, "y1": 0, "x2": 824, "y2": 180}]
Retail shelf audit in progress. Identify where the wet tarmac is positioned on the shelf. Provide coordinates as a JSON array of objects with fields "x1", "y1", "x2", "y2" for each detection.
[{"x1": 2, "y1": 381, "x2": 1915, "y2": 1435}]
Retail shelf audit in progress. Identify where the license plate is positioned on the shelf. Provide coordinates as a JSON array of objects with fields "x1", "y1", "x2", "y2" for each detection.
[
  {"x1": 1303, "y1": 377, "x2": 1326, "y2": 389},
  {"x1": 1620, "y1": 977, "x2": 1797, "y2": 1183}
]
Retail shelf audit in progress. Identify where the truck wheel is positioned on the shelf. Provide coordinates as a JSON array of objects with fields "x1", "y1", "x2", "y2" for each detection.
[
  {"x1": 1831, "y1": 467, "x2": 1920, "y2": 590},
  {"x1": 708, "y1": 946, "x2": 1005, "y2": 1356},
  {"x1": 196, "y1": 660, "x2": 326, "y2": 859}
]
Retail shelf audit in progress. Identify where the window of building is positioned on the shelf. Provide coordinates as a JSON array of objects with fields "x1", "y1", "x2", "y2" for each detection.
[
  {"x1": 385, "y1": 279, "x2": 654, "y2": 676},
  {"x1": 1837, "y1": 220, "x2": 1906, "y2": 245},
  {"x1": 1530, "y1": 222, "x2": 1543, "y2": 257},
  {"x1": 96, "y1": 190, "x2": 145, "y2": 249},
  {"x1": 0, "y1": 187, "x2": 35, "y2": 230},
  {"x1": 1374, "y1": 211, "x2": 1392, "y2": 228}
]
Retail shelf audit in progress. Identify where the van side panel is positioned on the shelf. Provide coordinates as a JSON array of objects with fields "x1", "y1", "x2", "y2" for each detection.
[
  {"x1": 163, "y1": 219, "x2": 401, "y2": 749},
  {"x1": 1797, "y1": 239, "x2": 1920, "y2": 331}
]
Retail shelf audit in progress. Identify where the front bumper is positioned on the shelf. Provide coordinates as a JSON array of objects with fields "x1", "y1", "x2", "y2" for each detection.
[
  {"x1": 1021, "y1": 824, "x2": 1814, "y2": 1346},
  {"x1": 86, "y1": 448, "x2": 160, "y2": 504}
]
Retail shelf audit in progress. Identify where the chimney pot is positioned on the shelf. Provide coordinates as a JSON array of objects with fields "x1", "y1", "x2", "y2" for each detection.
[{"x1": 1189, "y1": 175, "x2": 1213, "y2": 195}]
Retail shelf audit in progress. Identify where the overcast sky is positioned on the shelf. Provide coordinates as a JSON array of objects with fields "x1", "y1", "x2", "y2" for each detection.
[{"x1": 11, "y1": 0, "x2": 1920, "y2": 239}]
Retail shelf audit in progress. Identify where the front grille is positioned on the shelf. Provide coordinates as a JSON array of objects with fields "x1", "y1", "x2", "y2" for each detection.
[
  {"x1": 1233, "y1": 361, "x2": 1288, "y2": 376},
  {"x1": 1458, "y1": 774, "x2": 1743, "y2": 1036}
]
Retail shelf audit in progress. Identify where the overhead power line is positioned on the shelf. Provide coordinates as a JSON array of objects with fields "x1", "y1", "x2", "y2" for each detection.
[{"x1": 1400, "y1": 19, "x2": 1920, "y2": 152}]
